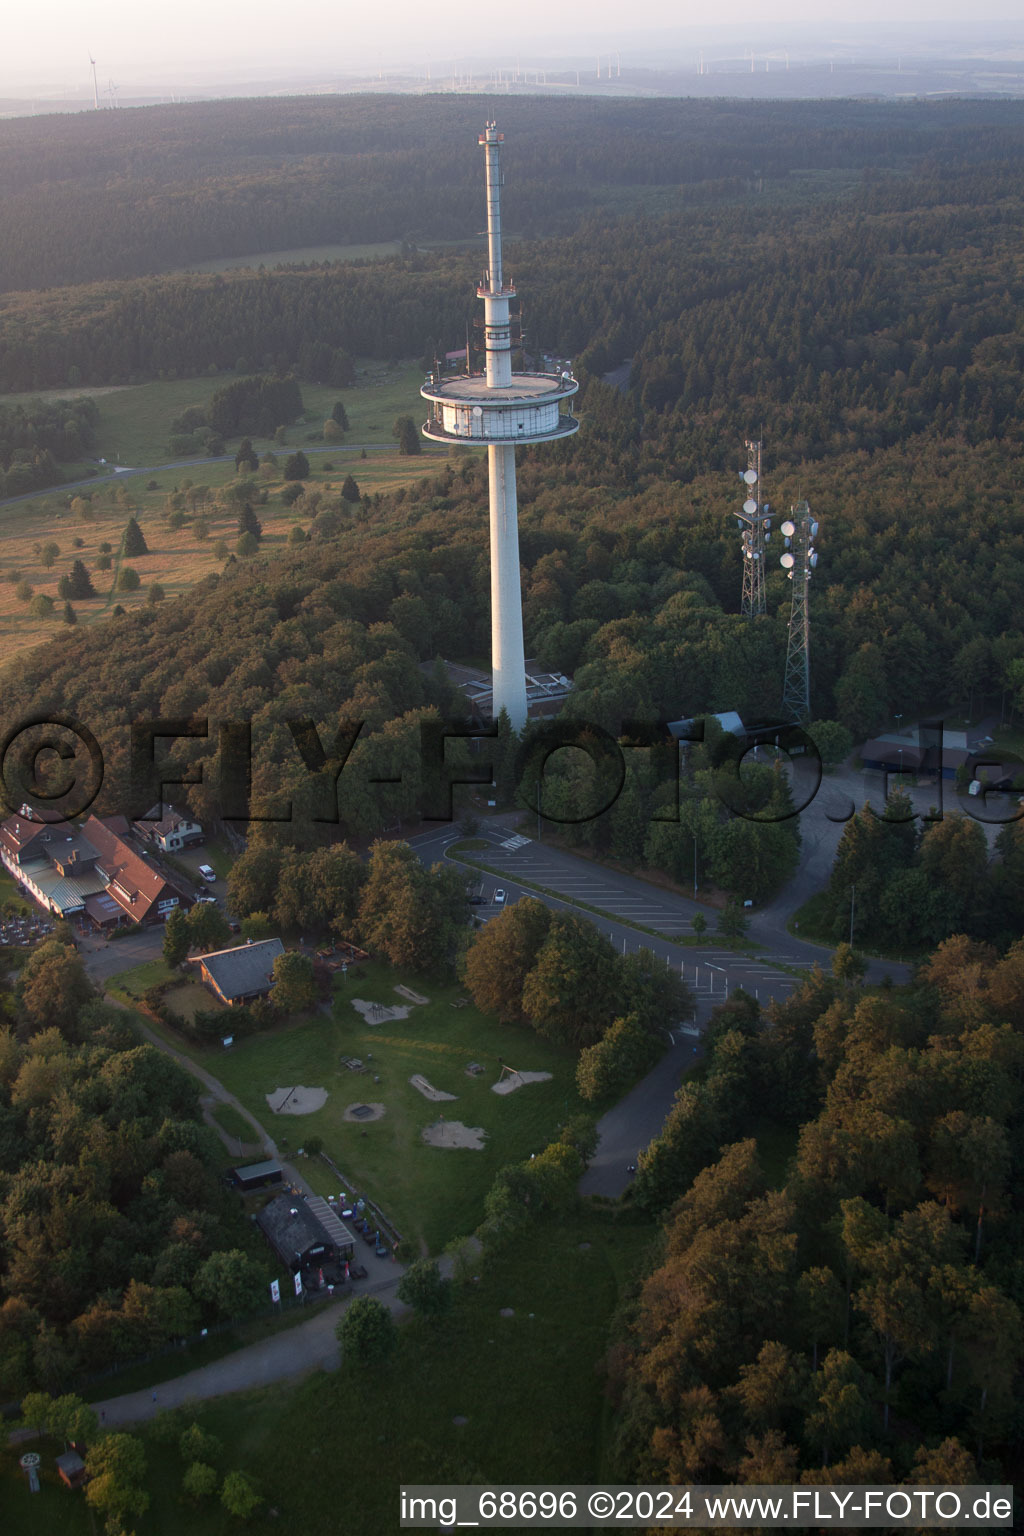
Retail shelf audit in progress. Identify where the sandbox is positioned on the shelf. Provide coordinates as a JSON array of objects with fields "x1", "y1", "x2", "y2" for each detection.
[
  {"x1": 410, "y1": 1074, "x2": 457, "y2": 1102},
  {"x1": 266, "y1": 1085, "x2": 328, "y2": 1115},
  {"x1": 491, "y1": 1070, "x2": 553, "y2": 1096},
  {"x1": 422, "y1": 1119, "x2": 486, "y2": 1150},
  {"x1": 343, "y1": 1102, "x2": 386, "y2": 1122},
  {"x1": 351, "y1": 997, "x2": 410, "y2": 1024}
]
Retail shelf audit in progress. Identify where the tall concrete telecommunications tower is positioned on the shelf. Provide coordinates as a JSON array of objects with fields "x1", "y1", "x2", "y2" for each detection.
[{"x1": 421, "y1": 123, "x2": 579, "y2": 730}]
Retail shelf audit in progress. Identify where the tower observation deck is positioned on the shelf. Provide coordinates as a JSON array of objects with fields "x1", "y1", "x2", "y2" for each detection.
[{"x1": 422, "y1": 123, "x2": 579, "y2": 731}]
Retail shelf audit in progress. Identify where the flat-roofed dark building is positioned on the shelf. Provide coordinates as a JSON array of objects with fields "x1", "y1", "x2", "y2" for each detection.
[{"x1": 232, "y1": 1159, "x2": 283, "y2": 1191}]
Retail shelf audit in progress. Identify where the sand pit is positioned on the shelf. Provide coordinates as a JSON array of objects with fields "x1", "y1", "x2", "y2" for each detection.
[
  {"x1": 395, "y1": 985, "x2": 430, "y2": 1004},
  {"x1": 343, "y1": 1102, "x2": 386, "y2": 1122},
  {"x1": 351, "y1": 997, "x2": 410, "y2": 1024},
  {"x1": 410, "y1": 1074, "x2": 457, "y2": 1102},
  {"x1": 266, "y1": 1086, "x2": 328, "y2": 1115},
  {"x1": 491, "y1": 1070, "x2": 553, "y2": 1095},
  {"x1": 422, "y1": 1119, "x2": 486, "y2": 1150}
]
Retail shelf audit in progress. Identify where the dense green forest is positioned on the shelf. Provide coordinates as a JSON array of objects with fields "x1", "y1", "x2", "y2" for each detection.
[
  {"x1": 4, "y1": 96, "x2": 1024, "y2": 292},
  {"x1": 611, "y1": 948, "x2": 1024, "y2": 1497},
  {"x1": 0, "y1": 396, "x2": 98, "y2": 497},
  {"x1": 0, "y1": 935, "x2": 277, "y2": 1399}
]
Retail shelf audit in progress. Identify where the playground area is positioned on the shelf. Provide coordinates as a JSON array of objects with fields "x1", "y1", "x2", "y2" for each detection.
[{"x1": 185, "y1": 960, "x2": 584, "y2": 1252}]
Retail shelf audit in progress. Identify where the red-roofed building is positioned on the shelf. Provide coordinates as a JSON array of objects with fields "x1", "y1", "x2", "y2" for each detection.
[{"x1": 0, "y1": 807, "x2": 194, "y2": 927}]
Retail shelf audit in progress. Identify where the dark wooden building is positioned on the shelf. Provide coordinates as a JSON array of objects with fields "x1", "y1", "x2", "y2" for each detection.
[{"x1": 254, "y1": 1193, "x2": 355, "y2": 1274}]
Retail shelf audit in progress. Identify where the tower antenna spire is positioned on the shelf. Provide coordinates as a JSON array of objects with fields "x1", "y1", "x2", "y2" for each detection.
[{"x1": 421, "y1": 124, "x2": 579, "y2": 731}]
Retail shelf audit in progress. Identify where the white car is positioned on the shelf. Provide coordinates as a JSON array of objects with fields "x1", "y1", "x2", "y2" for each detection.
[
  {"x1": 198, "y1": 864, "x2": 217, "y2": 883},
  {"x1": 493, "y1": 889, "x2": 506, "y2": 905}
]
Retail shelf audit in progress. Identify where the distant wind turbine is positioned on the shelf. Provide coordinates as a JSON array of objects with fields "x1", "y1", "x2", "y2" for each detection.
[{"x1": 89, "y1": 54, "x2": 99, "y2": 109}]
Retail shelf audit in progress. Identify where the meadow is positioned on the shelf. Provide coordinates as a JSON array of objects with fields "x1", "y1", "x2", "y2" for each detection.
[
  {"x1": 0, "y1": 361, "x2": 455, "y2": 671},
  {"x1": 112, "y1": 958, "x2": 585, "y2": 1256}
]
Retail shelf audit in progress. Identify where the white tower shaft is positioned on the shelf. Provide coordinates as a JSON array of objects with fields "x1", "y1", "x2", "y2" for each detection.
[
  {"x1": 488, "y1": 445, "x2": 526, "y2": 724},
  {"x1": 480, "y1": 126, "x2": 526, "y2": 729}
]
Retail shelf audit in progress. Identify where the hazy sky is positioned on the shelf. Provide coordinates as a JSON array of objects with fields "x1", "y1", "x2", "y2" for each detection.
[{"x1": 6, "y1": 1, "x2": 1024, "y2": 93}]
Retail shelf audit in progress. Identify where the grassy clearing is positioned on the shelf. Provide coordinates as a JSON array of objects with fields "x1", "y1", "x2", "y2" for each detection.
[
  {"x1": 184, "y1": 238, "x2": 406, "y2": 272},
  {"x1": 179, "y1": 234, "x2": 480, "y2": 275},
  {"x1": 224, "y1": 960, "x2": 583, "y2": 1253},
  {"x1": 1, "y1": 360, "x2": 430, "y2": 466},
  {"x1": 110, "y1": 957, "x2": 584, "y2": 1255}
]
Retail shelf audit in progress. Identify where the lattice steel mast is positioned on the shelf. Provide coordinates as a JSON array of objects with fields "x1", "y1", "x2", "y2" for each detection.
[
  {"x1": 736, "y1": 439, "x2": 771, "y2": 617},
  {"x1": 779, "y1": 499, "x2": 819, "y2": 723}
]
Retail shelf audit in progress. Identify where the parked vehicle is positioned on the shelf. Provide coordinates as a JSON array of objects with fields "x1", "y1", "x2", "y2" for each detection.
[
  {"x1": 198, "y1": 864, "x2": 217, "y2": 882},
  {"x1": 493, "y1": 889, "x2": 506, "y2": 905}
]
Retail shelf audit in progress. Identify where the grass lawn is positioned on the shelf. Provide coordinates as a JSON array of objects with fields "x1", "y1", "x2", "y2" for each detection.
[
  {"x1": 108, "y1": 958, "x2": 177, "y2": 1002},
  {"x1": 112, "y1": 958, "x2": 585, "y2": 1255}
]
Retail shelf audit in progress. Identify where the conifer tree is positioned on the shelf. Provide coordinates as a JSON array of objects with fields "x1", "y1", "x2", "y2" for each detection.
[
  {"x1": 122, "y1": 516, "x2": 148, "y2": 556},
  {"x1": 68, "y1": 559, "x2": 95, "y2": 599},
  {"x1": 237, "y1": 502, "x2": 262, "y2": 542}
]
